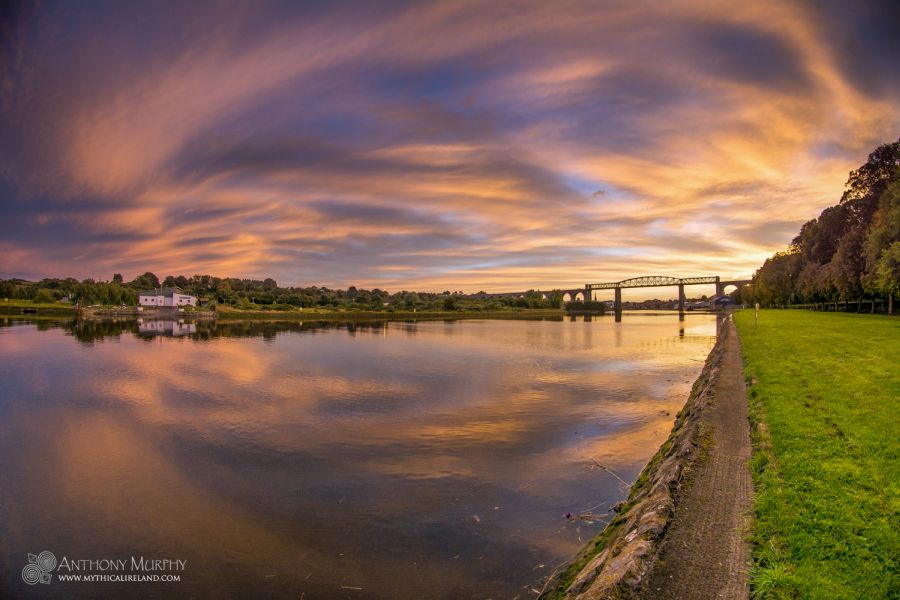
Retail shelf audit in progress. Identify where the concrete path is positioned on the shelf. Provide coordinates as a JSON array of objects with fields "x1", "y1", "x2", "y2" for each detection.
[{"x1": 641, "y1": 317, "x2": 753, "y2": 599}]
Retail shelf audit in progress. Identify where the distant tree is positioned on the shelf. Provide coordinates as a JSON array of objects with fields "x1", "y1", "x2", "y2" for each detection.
[
  {"x1": 792, "y1": 204, "x2": 849, "y2": 265},
  {"x1": 863, "y1": 177, "x2": 900, "y2": 310},
  {"x1": 864, "y1": 177, "x2": 900, "y2": 272},
  {"x1": 112, "y1": 273, "x2": 123, "y2": 284},
  {"x1": 841, "y1": 139, "x2": 900, "y2": 218},
  {"x1": 192, "y1": 274, "x2": 213, "y2": 291},
  {"x1": 129, "y1": 272, "x2": 160, "y2": 290},
  {"x1": 753, "y1": 251, "x2": 800, "y2": 306},
  {"x1": 796, "y1": 262, "x2": 829, "y2": 302},
  {"x1": 830, "y1": 227, "x2": 868, "y2": 302},
  {"x1": 547, "y1": 289, "x2": 564, "y2": 308},
  {"x1": 443, "y1": 296, "x2": 457, "y2": 310},
  {"x1": 872, "y1": 244, "x2": 900, "y2": 309}
]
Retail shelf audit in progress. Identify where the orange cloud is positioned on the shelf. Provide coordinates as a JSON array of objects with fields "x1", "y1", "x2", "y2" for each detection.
[{"x1": 1, "y1": 0, "x2": 898, "y2": 290}]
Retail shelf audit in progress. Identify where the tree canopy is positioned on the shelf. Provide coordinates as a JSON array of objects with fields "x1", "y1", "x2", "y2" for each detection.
[{"x1": 750, "y1": 138, "x2": 900, "y2": 308}]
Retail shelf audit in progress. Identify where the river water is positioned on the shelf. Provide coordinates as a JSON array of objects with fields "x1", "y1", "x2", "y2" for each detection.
[{"x1": 0, "y1": 314, "x2": 717, "y2": 599}]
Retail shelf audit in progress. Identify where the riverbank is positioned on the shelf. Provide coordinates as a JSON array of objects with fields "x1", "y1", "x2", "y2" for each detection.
[
  {"x1": 0, "y1": 299, "x2": 570, "y2": 321},
  {"x1": 213, "y1": 306, "x2": 567, "y2": 321},
  {"x1": 640, "y1": 315, "x2": 751, "y2": 599},
  {"x1": 1, "y1": 301, "x2": 715, "y2": 323},
  {"x1": 541, "y1": 314, "x2": 751, "y2": 599},
  {"x1": 0, "y1": 300, "x2": 78, "y2": 316},
  {"x1": 735, "y1": 310, "x2": 899, "y2": 599}
]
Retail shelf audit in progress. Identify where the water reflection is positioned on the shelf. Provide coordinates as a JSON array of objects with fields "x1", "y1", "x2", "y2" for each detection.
[
  {"x1": 136, "y1": 319, "x2": 196, "y2": 336},
  {"x1": 0, "y1": 315, "x2": 717, "y2": 599}
]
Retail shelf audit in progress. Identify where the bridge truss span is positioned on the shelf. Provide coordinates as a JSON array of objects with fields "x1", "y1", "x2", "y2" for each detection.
[
  {"x1": 680, "y1": 276, "x2": 721, "y2": 286},
  {"x1": 469, "y1": 274, "x2": 751, "y2": 322},
  {"x1": 585, "y1": 274, "x2": 751, "y2": 322},
  {"x1": 588, "y1": 275, "x2": 719, "y2": 290}
]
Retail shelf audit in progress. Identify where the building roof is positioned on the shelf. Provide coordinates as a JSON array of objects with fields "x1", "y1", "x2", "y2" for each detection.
[{"x1": 138, "y1": 287, "x2": 191, "y2": 298}]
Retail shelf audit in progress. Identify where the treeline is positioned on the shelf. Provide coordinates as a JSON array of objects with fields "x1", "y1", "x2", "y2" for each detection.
[
  {"x1": 0, "y1": 277, "x2": 138, "y2": 306},
  {"x1": 749, "y1": 138, "x2": 899, "y2": 311},
  {"x1": 0, "y1": 272, "x2": 565, "y2": 311}
]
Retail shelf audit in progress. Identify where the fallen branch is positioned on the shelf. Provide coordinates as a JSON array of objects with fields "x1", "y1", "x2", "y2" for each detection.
[{"x1": 589, "y1": 459, "x2": 632, "y2": 488}]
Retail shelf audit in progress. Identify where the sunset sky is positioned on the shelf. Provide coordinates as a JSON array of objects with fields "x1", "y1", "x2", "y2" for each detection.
[{"x1": 1, "y1": 0, "x2": 899, "y2": 292}]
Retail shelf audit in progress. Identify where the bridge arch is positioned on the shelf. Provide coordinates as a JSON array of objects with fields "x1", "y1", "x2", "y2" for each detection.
[
  {"x1": 563, "y1": 290, "x2": 590, "y2": 302},
  {"x1": 716, "y1": 279, "x2": 752, "y2": 298}
]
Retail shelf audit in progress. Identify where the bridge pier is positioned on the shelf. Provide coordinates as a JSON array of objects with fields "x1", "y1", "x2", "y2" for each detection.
[
  {"x1": 678, "y1": 283, "x2": 685, "y2": 320},
  {"x1": 584, "y1": 285, "x2": 592, "y2": 303},
  {"x1": 614, "y1": 287, "x2": 622, "y2": 322}
]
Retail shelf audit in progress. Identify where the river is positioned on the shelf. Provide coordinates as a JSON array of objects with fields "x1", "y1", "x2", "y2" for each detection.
[{"x1": 0, "y1": 314, "x2": 717, "y2": 599}]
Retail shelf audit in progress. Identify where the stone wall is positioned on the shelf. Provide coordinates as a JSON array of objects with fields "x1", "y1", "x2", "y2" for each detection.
[{"x1": 541, "y1": 323, "x2": 728, "y2": 599}]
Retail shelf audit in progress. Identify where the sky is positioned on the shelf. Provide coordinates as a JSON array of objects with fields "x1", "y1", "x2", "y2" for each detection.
[{"x1": 1, "y1": 0, "x2": 899, "y2": 293}]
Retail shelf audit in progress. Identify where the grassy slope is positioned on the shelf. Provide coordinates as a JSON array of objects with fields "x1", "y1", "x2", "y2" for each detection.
[{"x1": 734, "y1": 310, "x2": 899, "y2": 599}]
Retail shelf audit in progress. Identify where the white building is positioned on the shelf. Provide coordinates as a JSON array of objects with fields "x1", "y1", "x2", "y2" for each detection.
[{"x1": 138, "y1": 287, "x2": 197, "y2": 308}]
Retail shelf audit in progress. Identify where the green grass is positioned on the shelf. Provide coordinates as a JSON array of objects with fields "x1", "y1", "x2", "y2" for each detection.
[
  {"x1": 0, "y1": 298, "x2": 71, "y2": 308},
  {"x1": 734, "y1": 310, "x2": 900, "y2": 599},
  {"x1": 0, "y1": 298, "x2": 78, "y2": 315}
]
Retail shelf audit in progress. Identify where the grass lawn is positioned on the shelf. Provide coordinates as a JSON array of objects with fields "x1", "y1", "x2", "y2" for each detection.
[
  {"x1": 0, "y1": 298, "x2": 78, "y2": 314},
  {"x1": 0, "y1": 298, "x2": 71, "y2": 308},
  {"x1": 734, "y1": 310, "x2": 899, "y2": 599}
]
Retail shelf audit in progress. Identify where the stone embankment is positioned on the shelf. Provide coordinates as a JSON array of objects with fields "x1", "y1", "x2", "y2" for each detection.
[{"x1": 542, "y1": 316, "x2": 752, "y2": 599}]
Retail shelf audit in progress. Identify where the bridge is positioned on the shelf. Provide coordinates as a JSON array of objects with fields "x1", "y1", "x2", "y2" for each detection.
[
  {"x1": 470, "y1": 289, "x2": 588, "y2": 301},
  {"x1": 470, "y1": 275, "x2": 751, "y2": 321},
  {"x1": 588, "y1": 276, "x2": 752, "y2": 321}
]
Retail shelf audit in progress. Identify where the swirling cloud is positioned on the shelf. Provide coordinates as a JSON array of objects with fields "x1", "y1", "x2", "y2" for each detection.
[{"x1": 1, "y1": 0, "x2": 898, "y2": 290}]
